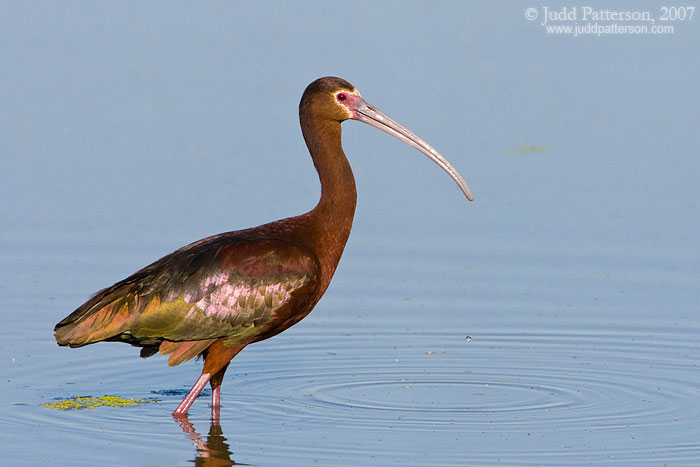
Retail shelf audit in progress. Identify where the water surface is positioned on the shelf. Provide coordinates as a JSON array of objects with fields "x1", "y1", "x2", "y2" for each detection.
[{"x1": 2, "y1": 2, "x2": 699, "y2": 465}]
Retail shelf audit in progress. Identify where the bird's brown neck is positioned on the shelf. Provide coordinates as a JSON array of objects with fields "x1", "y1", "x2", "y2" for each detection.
[{"x1": 299, "y1": 115, "x2": 357, "y2": 290}]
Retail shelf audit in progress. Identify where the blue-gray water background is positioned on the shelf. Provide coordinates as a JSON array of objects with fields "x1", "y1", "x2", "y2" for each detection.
[{"x1": 2, "y1": 2, "x2": 699, "y2": 465}]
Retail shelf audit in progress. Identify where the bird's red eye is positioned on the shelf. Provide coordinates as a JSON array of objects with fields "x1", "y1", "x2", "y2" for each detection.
[{"x1": 337, "y1": 93, "x2": 347, "y2": 101}]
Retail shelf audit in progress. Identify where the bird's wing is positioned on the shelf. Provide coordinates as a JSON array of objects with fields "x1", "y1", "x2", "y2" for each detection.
[{"x1": 55, "y1": 234, "x2": 320, "y2": 348}]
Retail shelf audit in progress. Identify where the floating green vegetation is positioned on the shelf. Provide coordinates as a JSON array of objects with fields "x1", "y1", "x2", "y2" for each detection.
[
  {"x1": 506, "y1": 145, "x2": 550, "y2": 155},
  {"x1": 42, "y1": 395, "x2": 158, "y2": 411}
]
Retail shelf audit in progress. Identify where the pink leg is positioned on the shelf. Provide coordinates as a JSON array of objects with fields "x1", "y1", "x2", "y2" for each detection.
[
  {"x1": 211, "y1": 385, "x2": 222, "y2": 421},
  {"x1": 208, "y1": 362, "x2": 229, "y2": 420},
  {"x1": 210, "y1": 366, "x2": 227, "y2": 421},
  {"x1": 172, "y1": 372, "x2": 211, "y2": 417},
  {"x1": 212, "y1": 385, "x2": 221, "y2": 408}
]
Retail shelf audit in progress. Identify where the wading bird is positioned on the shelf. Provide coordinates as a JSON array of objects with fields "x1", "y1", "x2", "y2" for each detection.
[{"x1": 54, "y1": 77, "x2": 473, "y2": 417}]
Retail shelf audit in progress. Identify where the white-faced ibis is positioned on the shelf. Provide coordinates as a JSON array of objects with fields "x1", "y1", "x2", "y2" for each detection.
[{"x1": 54, "y1": 77, "x2": 473, "y2": 417}]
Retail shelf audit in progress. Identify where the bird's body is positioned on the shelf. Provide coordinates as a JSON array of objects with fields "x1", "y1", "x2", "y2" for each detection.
[{"x1": 54, "y1": 77, "x2": 473, "y2": 417}]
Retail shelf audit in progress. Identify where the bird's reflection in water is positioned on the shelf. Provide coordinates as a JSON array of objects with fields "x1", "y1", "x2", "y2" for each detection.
[{"x1": 174, "y1": 414, "x2": 243, "y2": 466}]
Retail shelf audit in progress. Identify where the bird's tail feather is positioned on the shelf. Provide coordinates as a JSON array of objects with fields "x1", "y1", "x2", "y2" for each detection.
[{"x1": 54, "y1": 300, "x2": 130, "y2": 347}]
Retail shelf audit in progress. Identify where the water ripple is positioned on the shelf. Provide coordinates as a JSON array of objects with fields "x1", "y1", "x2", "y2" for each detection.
[
  {"x1": 8, "y1": 327, "x2": 700, "y2": 465},
  {"x1": 218, "y1": 330, "x2": 698, "y2": 442}
]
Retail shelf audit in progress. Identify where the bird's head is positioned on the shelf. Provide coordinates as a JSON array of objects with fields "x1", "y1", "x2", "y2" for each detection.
[
  {"x1": 300, "y1": 76, "x2": 474, "y2": 201},
  {"x1": 300, "y1": 77, "x2": 360, "y2": 122}
]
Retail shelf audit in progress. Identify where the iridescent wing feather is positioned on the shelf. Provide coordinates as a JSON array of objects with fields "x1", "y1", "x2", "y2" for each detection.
[{"x1": 55, "y1": 231, "x2": 320, "y2": 361}]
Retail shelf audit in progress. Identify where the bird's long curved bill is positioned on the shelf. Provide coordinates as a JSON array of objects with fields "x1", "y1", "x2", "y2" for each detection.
[{"x1": 352, "y1": 99, "x2": 474, "y2": 201}]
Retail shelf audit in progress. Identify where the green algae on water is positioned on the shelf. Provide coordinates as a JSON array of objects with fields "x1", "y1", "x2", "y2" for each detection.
[
  {"x1": 505, "y1": 145, "x2": 550, "y2": 155},
  {"x1": 42, "y1": 395, "x2": 158, "y2": 410}
]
